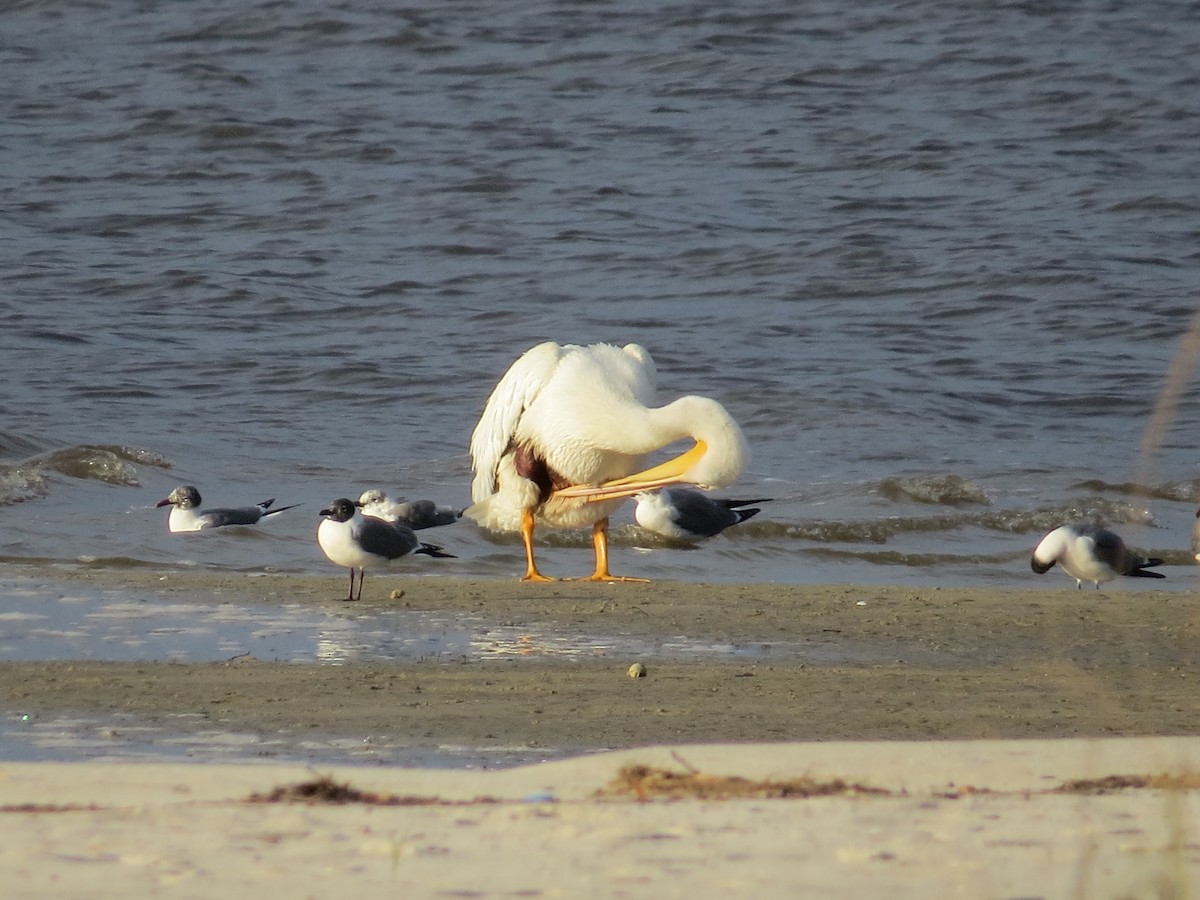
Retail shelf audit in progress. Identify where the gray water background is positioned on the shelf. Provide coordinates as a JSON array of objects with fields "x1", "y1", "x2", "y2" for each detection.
[{"x1": 3, "y1": 1, "x2": 1200, "y2": 586}]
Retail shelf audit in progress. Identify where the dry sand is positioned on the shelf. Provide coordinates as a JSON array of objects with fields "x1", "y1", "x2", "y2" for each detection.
[
  {"x1": 2, "y1": 570, "x2": 1199, "y2": 896},
  {"x1": 4, "y1": 739, "x2": 1200, "y2": 898}
]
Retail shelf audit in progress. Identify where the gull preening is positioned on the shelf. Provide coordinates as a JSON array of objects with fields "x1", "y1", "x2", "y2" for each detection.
[
  {"x1": 317, "y1": 497, "x2": 455, "y2": 601},
  {"x1": 466, "y1": 341, "x2": 747, "y2": 582},
  {"x1": 1030, "y1": 523, "x2": 1164, "y2": 589},
  {"x1": 156, "y1": 484, "x2": 299, "y2": 533},
  {"x1": 634, "y1": 487, "x2": 770, "y2": 540},
  {"x1": 356, "y1": 489, "x2": 463, "y2": 530}
]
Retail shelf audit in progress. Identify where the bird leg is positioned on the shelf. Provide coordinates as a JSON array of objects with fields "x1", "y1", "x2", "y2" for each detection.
[
  {"x1": 344, "y1": 569, "x2": 358, "y2": 602},
  {"x1": 578, "y1": 518, "x2": 649, "y2": 583},
  {"x1": 520, "y1": 508, "x2": 555, "y2": 582}
]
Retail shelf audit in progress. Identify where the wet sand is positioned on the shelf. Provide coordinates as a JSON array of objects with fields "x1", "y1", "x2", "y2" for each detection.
[
  {"x1": 1, "y1": 569, "x2": 1197, "y2": 755},
  {"x1": 4, "y1": 570, "x2": 1200, "y2": 896}
]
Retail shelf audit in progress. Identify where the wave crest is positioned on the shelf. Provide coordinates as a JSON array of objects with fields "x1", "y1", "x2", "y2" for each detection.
[
  {"x1": 878, "y1": 474, "x2": 990, "y2": 507},
  {"x1": 0, "y1": 444, "x2": 173, "y2": 505}
]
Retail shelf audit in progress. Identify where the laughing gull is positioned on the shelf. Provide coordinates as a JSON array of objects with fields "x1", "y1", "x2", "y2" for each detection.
[
  {"x1": 156, "y1": 484, "x2": 300, "y2": 533},
  {"x1": 1031, "y1": 523, "x2": 1164, "y2": 589},
  {"x1": 634, "y1": 487, "x2": 771, "y2": 541},
  {"x1": 318, "y1": 497, "x2": 455, "y2": 601},
  {"x1": 356, "y1": 489, "x2": 463, "y2": 530}
]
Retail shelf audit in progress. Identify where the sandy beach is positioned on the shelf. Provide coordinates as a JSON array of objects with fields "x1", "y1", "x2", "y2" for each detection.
[
  {"x1": 2, "y1": 570, "x2": 1199, "y2": 896},
  {"x1": 4, "y1": 738, "x2": 1200, "y2": 898}
]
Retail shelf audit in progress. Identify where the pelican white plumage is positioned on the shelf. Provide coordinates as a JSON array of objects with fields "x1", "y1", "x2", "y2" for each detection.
[{"x1": 466, "y1": 341, "x2": 748, "y2": 582}]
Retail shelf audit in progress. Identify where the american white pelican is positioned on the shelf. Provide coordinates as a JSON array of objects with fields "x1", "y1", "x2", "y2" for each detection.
[
  {"x1": 466, "y1": 341, "x2": 748, "y2": 581},
  {"x1": 156, "y1": 484, "x2": 299, "y2": 532},
  {"x1": 1031, "y1": 523, "x2": 1164, "y2": 589},
  {"x1": 356, "y1": 489, "x2": 463, "y2": 529},
  {"x1": 318, "y1": 498, "x2": 455, "y2": 601},
  {"x1": 634, "y1": 488, "x2": 770, "y2": 540}
]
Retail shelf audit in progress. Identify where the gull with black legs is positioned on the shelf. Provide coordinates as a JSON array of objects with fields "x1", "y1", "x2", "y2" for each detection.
[
  {"x1": 318, "y1": 497, "x2": 455, "y2": 601},
  {"x1": 1031, "y1": 523, "x2": 1164, "y2": 590}
]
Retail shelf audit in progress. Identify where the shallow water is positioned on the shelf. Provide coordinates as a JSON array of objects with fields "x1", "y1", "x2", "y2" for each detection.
[
  {"x1": 3, "y1": 1, "x2": 1200, "y2": 587},
  {"x1": 0, "y1": 572, "x2": 943, "y2": 766},
  {"x1": 0, "y1": 710, "x2": 584, "y2": 770},
  {"x1": 0, "y1": 575, "x2": 921, "y2": 666}
]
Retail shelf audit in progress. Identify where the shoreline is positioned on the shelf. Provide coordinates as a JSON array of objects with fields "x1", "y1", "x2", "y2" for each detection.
[
  {"x1": 3, "y1": 568, "x2": 1200, "y2": 895},
  {"x1": 1, "y1": 568, "x2": 1198, "y2": 761}
]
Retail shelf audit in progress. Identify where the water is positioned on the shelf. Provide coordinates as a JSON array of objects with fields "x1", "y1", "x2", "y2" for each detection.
[
  {"x1": 3, "y1": 3, "x2": 1200, "y2": 590},
  {"x1": 2, "y1": 574, "x2": 877, "y2": 666}
]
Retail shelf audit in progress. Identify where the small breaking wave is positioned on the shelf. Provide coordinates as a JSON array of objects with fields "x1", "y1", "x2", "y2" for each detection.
[
  {"x1": 878, "y1": 474, "x2": 990, "y2": 507},
  {"x1": 682, "y1": 497, "x2": 1155, "y2": 546},
  {"x1": 0, "y1": 445, "x2": 173, "y2": 506},
  {"x1": 1073, "y1": 479, "x2": 1200, "y2": 504}
]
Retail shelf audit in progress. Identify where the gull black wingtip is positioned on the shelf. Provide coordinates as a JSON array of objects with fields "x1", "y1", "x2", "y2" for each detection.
[
  {"x1": 1130, "y1": 560, "x2": 1165, "y2": 579},
  {"x1": 415, "y1": 543, "x2": 456, "y2": 559},
  {"x1": 261, "y1": 502, "x2": 301, "y2": 517}
]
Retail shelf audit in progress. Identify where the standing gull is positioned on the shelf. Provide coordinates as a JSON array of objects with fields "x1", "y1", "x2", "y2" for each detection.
[
  {"x1": 467, "y1": 341, "x2": 747, "y2": 582},
  {"x1": 156, "y1": 484, "x2": 299, "y2": 533},
  {"x1": 357, "y1": 489, "x2": 463, "y2": 529},
  {"x1": 634, "y1": 487, "x2": 771, "y2": 540},
  {"x1": 318, "y1": 497, "x2": 455, "y2": 601},
  {"x1": 1191, "y1": 505, "x2": 1200, "y2": 563},
  {"x1": 1031, "y1": 523, "x2": 1164, "y2": 589}
]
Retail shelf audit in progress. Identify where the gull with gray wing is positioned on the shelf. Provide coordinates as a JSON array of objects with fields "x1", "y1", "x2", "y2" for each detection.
[
  {"x1": 634, "y1": 487, "x2": 770, "y2": 540},
  {"x1": 318, "y1": 497, "x2": 455, "y2": 601},
  {"x1": 357, "y1": 489, "x2": 463, "y2": 529},
  {"x1": 156, "y1": 484, "x2": 300, "y2": 533},
  {"x1": 1031, "y1": 523, "x2": 1163, "y2": 589}
]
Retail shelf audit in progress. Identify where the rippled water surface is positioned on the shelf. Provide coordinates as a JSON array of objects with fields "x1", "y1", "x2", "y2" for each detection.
[{"x1": 3, "y1": 0, "x2": 1200, "y2": 588}]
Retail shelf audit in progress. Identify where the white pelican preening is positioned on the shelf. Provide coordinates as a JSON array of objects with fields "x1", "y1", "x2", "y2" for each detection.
[
  {"x1": 466, "y1": 341, "x2": 748, "y2": 581},
  {"x1": 1031, "y1": 523, "x2": 1164, "y2": 589}
]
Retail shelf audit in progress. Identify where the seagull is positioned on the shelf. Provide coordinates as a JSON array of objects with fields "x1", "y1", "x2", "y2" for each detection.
[
  {"x1": 634, "y1": 487, "x2": 770, "y2": 540},
  {"x1": 317, "y1": 497, "x2": 455, "y2": 601},
  {"x1": 1191, "y1": 506, "x2": 1200, "y2": 563},
  {"x1": 1031, "y1": 524, "x2": 1164, "y2": 589},
  {"x1": 356, "y1": 489, "x2": 463, "y2": 530},
  {"x1": 156, "y1": 484, "x2": 300, "y2": 533}
]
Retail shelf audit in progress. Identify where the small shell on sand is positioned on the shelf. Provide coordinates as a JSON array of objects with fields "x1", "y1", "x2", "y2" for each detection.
[{"x1": 628, "y1": 662, "x2": 647, "y2": 679}]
